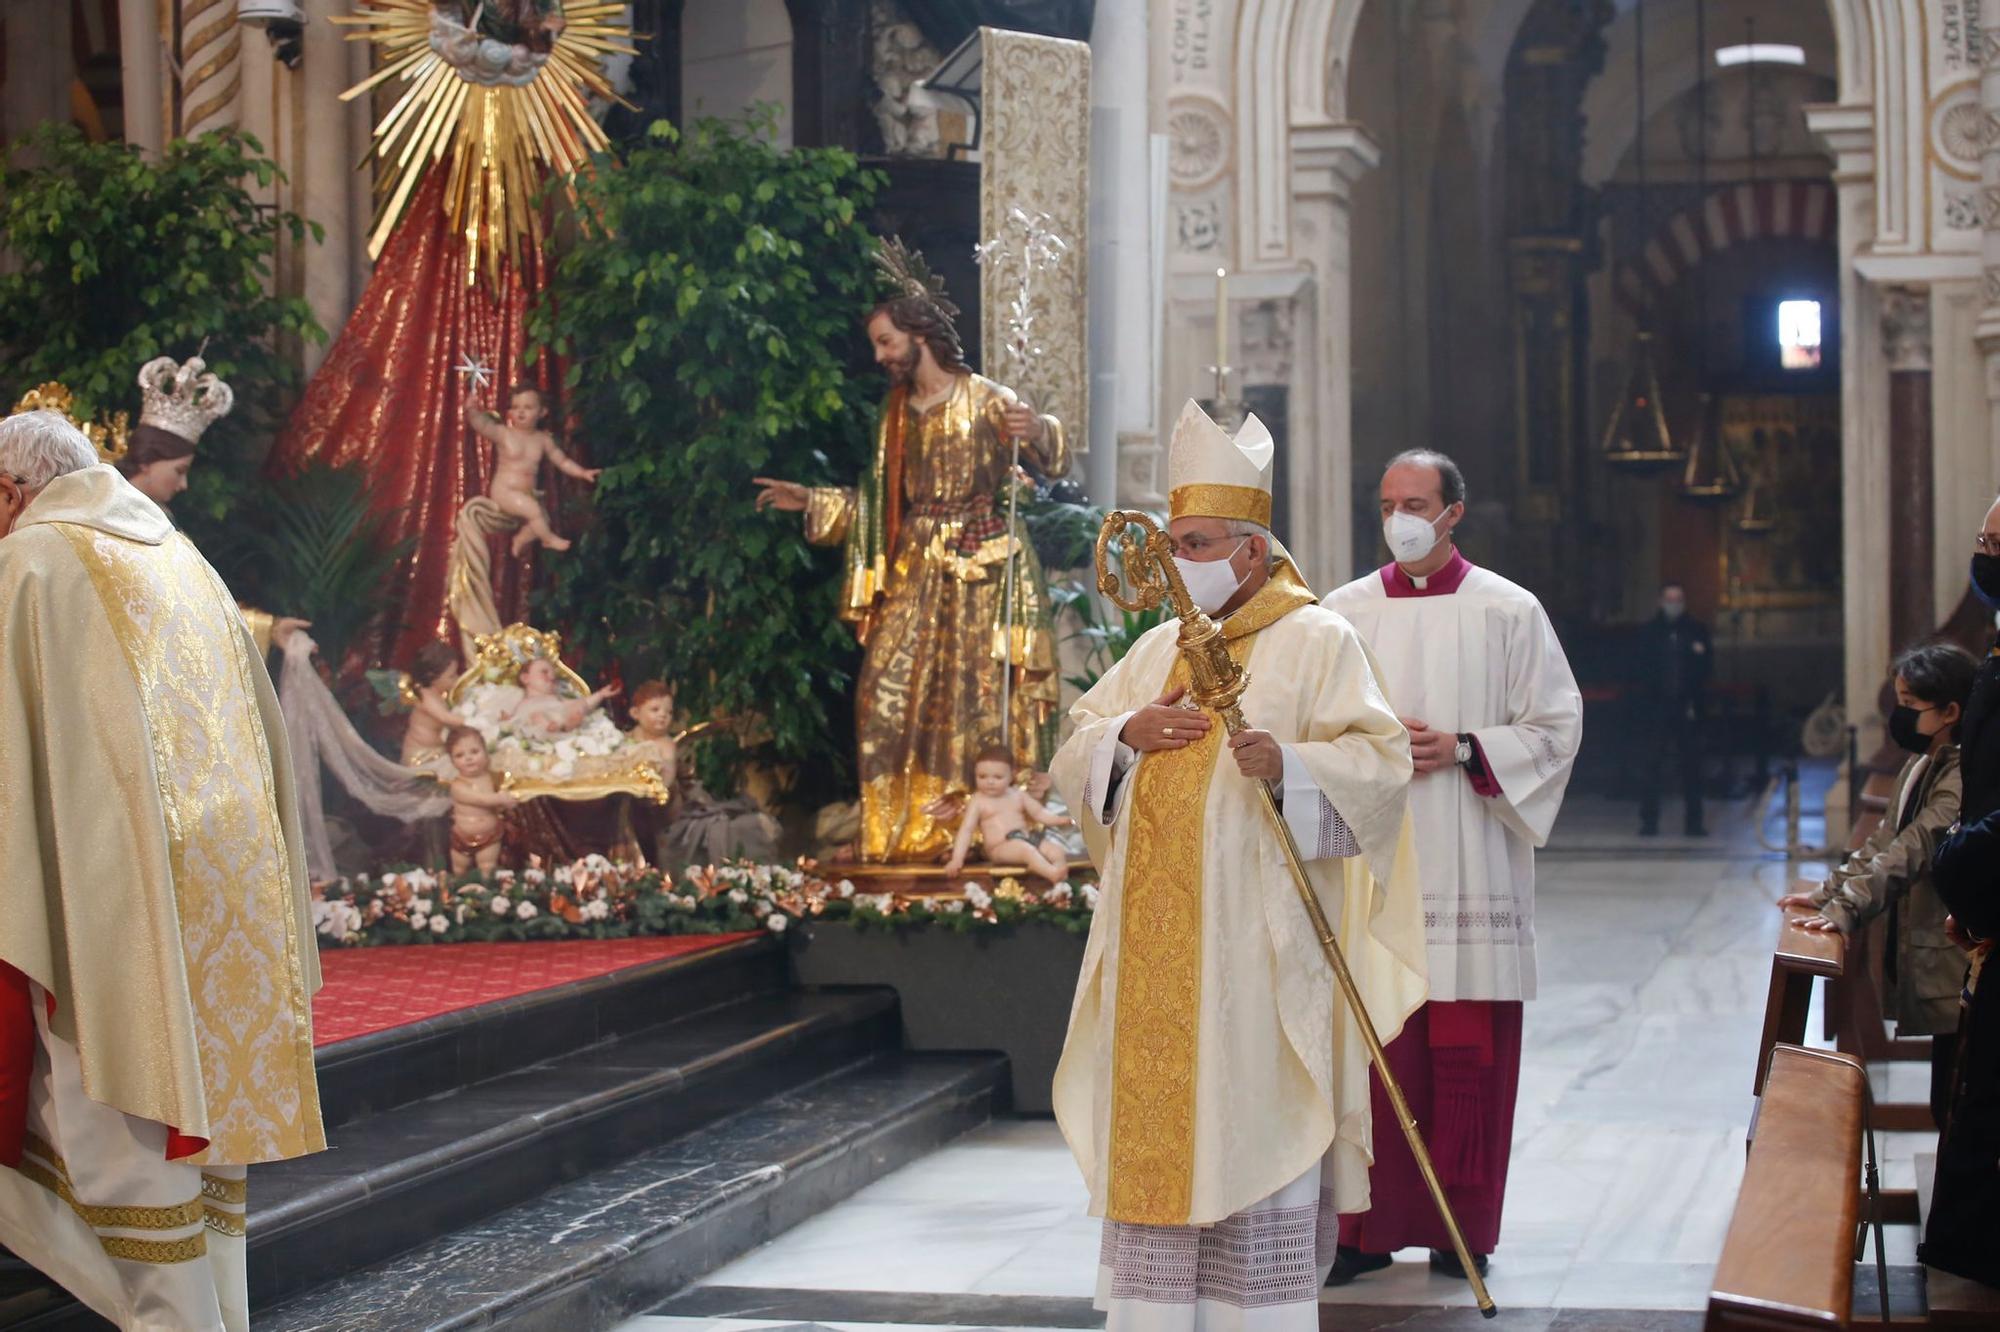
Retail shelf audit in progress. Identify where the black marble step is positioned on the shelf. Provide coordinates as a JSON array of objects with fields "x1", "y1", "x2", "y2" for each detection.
[
  {"x1": 249, "y1": 984, "x2": 900, "y2": 1308},
  {"x1": 317, "y1": 935, "x2": 785, "y2": 1129},
  {"x1": 258, "y1": 1051, "x2": 1006, "y2": 1332}
]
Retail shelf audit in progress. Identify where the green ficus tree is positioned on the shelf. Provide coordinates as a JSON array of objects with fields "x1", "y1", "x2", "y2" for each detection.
[
  {"x1": 0, "y1": 125, "x2": 324, "y2": 570},
  {"x1": 530, "y1": 113, "x2": 887, "y2": 792}
]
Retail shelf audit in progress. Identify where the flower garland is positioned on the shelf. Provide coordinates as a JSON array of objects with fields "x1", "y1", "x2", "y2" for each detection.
[{"x1": 314, "y1": 856, "x2": 1099, "y2": 948}]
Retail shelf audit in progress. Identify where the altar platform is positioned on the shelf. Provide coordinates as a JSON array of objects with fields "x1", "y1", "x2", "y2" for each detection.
[{"x1": 6, "y1": 935, "x2": 1009, "y2": 1332}]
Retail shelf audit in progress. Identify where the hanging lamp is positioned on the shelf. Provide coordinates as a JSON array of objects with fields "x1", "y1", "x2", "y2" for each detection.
[
  {"x1": 1679, "y1": 0, "x2": 1739, "y2": 502},
  {"x1": 1601, "y1": 0, "x2": 1687, "y2": 472}
]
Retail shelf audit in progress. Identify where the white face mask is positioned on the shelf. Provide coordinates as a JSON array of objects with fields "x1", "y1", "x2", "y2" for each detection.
[
  {"x1": 1383, "y1": 509, "x2": 1446, "y2": 564},
  {"x1": 1173, "y1": 539, "x2": 1249, "y2": 615}
]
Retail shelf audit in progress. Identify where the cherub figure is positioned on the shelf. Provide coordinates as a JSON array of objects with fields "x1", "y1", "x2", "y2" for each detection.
[
  {"x1": 447, "y1": 726, "x2": 519, "y2": 873},
  {"x1": 502, "y1": 657, "x2": 618, "y2": 737},
  {"x1": 401, "y1": 642, "x2": 467, "y2": 767},
  {"x1": 945, "y1": 744, "x2": 1073, "y2": 883},
  {"x1": 463, "y1": 383, "x2": 600, "y2": 556},
  {"x1": 624, "y1": 680, "x2": 679, "y2": 773}
]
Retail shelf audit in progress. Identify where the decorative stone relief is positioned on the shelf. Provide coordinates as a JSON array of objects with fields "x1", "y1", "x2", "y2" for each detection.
[
  {"x1": 1176, "y1": 199, "x2": 1224, "y2": 253},
  {"x1": 1167, "y1": 97, "x2": 1232, "y2": 190},
  {"x1": 871, "y1": 0, "x2": 948, "y2": 158},
  {"x1": 1949, "y1": 188, "x2": 1985, "y2": 231},
  {"x1": 1935, "y1": 88, "x2": 1986, "y2": 178},
  {"x1": 1882, "y1": 286, "x2": 1934, "y2": 372},
  {"x1": 1984, "y1": 264, "x2": 2000, "y2": 307}
]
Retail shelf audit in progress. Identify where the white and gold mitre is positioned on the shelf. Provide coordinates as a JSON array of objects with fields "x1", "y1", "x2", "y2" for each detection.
[
  {"x1": 136, "y1": 354, "x2": 234, "y2": 444},
  {"x1": 1167, "y1": 398, "x2": 1275, "y2": 527}
]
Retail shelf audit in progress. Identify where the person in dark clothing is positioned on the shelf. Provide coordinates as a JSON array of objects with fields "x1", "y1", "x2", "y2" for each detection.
[
  {"x1": 1631, "y1": 582, "x2": 1713, "y2": 836},
  {"x1": 1918, "y1": 504, "x2": 2000, "y2": 1288}
]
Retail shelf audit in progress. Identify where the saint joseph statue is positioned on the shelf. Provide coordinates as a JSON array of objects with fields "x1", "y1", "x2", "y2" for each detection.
[{"x1": 756, "y1": 242, "x2": 1069, "y2": 862}]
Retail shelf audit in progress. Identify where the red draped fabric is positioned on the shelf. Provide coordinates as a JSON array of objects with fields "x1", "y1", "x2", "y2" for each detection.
[{"x1": 266, "y1": 169, "x2": 573, "y2": 670}]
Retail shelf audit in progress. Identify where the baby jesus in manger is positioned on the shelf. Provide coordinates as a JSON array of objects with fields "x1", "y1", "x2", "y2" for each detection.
[
  {"x1": 945, "y1": 745, "x2": 1073, "y2": 884},
  {"x1": 503, "y1": 657, "x2": 620, "y2": 738}
]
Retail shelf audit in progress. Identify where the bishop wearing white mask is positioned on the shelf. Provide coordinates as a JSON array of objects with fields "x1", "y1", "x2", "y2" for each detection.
[
  {"x1": 1321, "y1": 449, "x2": 1582, "y2": 1286},
  {"x1": 1049, "y1": 401, "x2": 1429, "y2": 1332}
]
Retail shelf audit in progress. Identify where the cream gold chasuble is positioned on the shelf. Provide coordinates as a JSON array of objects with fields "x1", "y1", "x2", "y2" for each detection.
[
  {"x1": 1051, "y1": 565, "x2": 1428, "y2": 1227},
  {"x1": 0, "y1": 466, "x2": 324, "y2": 1166},
  {"x1": 806, "y1": 373, "x2": 1069, "y2": 861}
]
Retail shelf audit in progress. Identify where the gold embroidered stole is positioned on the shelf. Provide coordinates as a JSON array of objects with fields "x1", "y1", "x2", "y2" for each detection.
[
  {"x1": 1105, "y1": 563, "x2": 1317, "y2": 1224},
  {"x1": 60, "y1": 526, "x2": 324, "y2": 1163}
]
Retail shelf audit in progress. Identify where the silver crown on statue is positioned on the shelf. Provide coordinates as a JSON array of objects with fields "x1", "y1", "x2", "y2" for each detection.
[{"x1": 136, "y1": 354, "x2": 234, "y2": 445}]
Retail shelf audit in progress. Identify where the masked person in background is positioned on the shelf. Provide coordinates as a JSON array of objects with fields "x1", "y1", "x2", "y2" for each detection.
[
  {"x1": 1630, "y1": 581, "x2": 1713, "y2": 837},
  {"x1": 1321, "y1": 449, "x2": 1583, "y2": 1286}
]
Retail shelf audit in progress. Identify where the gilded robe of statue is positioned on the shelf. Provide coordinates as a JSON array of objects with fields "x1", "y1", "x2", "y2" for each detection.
[{"x1": 807, "y1": 372, "x2": 1068, "y2": 862}]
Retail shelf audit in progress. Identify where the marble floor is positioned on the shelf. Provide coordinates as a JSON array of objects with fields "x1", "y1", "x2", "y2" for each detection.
[{"x1": 616, "y1": 785, "x2": 1872, "y2": 1332}]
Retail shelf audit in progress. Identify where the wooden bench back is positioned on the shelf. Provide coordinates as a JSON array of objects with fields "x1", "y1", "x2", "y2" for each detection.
[{"x1": 1707, "y1": 1044, "x2": 1864, "y2": 1329}]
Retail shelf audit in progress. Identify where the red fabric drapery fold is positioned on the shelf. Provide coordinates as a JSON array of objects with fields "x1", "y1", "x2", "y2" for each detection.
[{"x1": 267, "y1": 169, "x2": 572, "y2": 670}]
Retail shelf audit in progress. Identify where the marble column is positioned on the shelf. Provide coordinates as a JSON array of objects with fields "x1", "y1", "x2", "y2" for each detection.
[
  {"x1": 178, "y1": 0, "x2": 244, "y2": 137},
  {"x1": 1291, "y1": 124, "x2": 1380, "y2": 594},
  {"x1": 1088, "y1": 0, "x2": 1149, "y2": 511},
  {"x1": 118, "y1": 0, "x2": 166, "y2": 152},
  {"x1": 1883, "y1": 285, "x2": 1934, "y2": 653}
]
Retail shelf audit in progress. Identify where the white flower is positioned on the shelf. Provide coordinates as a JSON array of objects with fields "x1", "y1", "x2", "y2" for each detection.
[
  {"x1": 1080, "y1": 883, "x2": 1101, "y2": 910},
  {"x1": 964, "y1": 883, "x2": 993, "y2": 911},
  {"x1": 589, "y1": 899, "x2": 612, "y2": 921},
  {"x1": 406, "y1": 869, "x2": 438, "y2": 892},
  {"x1": 497, "y1": 868, "x2": 518, "y2": 883},
  {"x1": 580, "y1": 854, "x2": 614, "y2": 875},
  {"x1": 523, "y1": 867, "x2": 545, "y2": 884},
  {"x1": 312, "y1": 899, "x2": 346, "y2": 940},
  {"x1": 411, "y1": 913, "x2": 429, "y2": 932},
  {"x1": 836, "y1": 879, "x2": 856, "y2": 899},
  {"x1": 554, "y1": 866, "x2": 575, "y2": 885},
  {"x1": 455, "y1": 904, "x2": 469, "y2": 924},
  {"x1": 415, "y1": 897, "x2": 434, "y2": 915},
  {"x1": 749, "y1": 899, "x2": 772, "y2": 919},
  {"x1": 1044, "y1": 882, "x2": 1073, "y2": 907},
  {"x1": 516, "y1": 900, "x2": 539, "y2": 921},
  {"x1": 727, "y1": 889, "x2": 749, "y2": 907},
  {"x1": 857, "y1": 893, "x2": 894, "y2": 913},
  {"x1": 942, "y1": 900, "x2": 965, "y2": 914},
  {"x1": 491, "y1": 894, "x2": 513, "y2": 916},
  {"x1": 430, "y1": 915, "x2": 450, "y2": 934},
  {"x1": 765, "y1": 913, "x2": 790, "y2": 935}
]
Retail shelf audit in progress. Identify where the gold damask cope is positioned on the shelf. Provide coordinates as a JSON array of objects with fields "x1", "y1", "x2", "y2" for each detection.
[
  {"x1": 809, "y1": 374, "x2": 1070, "y2": 862},
  {"x1": 63, "y1": 528, "x2": 324, "y2": 1163}
]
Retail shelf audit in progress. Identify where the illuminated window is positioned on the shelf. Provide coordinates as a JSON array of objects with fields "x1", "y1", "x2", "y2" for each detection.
[
  {"x1": 1778, "y1": 300, "x2": 1822, "y2": 370},
  {"x1": 1716, "y1": 44, "x2": 1806, "y2": 67}
]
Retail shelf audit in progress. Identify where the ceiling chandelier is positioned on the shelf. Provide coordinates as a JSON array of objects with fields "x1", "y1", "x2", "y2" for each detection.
[
  {"x1": 1678, "y1": 0, "x2": 1739, "y2": 503},
  {"x1": 1600, "y1": 0, "x2": 1687, "y2": 472}
]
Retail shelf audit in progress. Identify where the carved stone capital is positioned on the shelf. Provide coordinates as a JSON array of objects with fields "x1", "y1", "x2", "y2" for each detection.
[{"x1": 1881, "y1": 285, "x2": 1933, "y2": 373}]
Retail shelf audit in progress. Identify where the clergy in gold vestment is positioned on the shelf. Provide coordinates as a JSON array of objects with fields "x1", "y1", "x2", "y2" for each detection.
[
  {"x1": 1051, "y1": 403, "x2": 1427, "y2": 1332},
  {"x1": 755, "y1": 290, "x2": 1068, "y2": 862},
  {"x1": 0, "y1": 413, "x2": 324, "y2": 1332}
]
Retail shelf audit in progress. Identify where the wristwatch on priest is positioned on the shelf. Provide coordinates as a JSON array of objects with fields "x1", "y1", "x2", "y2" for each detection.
[{"x1": 1453, "y1": 734, "x2": 1474, "y2": 767}]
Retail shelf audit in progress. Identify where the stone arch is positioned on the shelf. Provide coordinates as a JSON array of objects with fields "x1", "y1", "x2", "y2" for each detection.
[{"x1": 1613, "y1": 181, "x2": 1840, "y2": 315}]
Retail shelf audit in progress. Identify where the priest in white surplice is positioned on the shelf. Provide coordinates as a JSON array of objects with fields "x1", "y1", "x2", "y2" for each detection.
[
  {"x1": 1051, "y1": 402, "x2": 1429, "y2": 1332},
  {"x1": 1322, "y1": 449, "x2": 1582, "y2": 1286}
]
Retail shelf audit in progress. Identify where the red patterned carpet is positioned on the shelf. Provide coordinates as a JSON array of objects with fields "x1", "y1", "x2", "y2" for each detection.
[{"x1": 311, "y1": 935, "x2": 759, "y2": 1046}]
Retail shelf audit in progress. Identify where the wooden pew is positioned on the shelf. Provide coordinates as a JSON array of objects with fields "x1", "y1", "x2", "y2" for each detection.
[
  {"x1": 1708, "y1": 1044, "x2": 1866, "y2": 1329},
  {"x1": 1756, "y1": 908, "x2": 1845, "y2": 1097}
]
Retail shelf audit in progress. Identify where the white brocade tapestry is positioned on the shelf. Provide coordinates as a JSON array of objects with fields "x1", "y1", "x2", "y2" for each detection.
[{"x1": 979, "y1": 27, "x2": 1091, "y2": 440}]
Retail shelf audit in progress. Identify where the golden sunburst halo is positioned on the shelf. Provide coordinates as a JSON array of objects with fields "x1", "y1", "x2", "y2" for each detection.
[{"x1": 334, "y1": 0, "x2": 637, "y2": 286}]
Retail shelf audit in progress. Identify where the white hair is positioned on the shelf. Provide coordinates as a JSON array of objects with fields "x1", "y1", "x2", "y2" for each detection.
[
  {"x1": 0, "y1": 410, "x2": 99, "y2": 492},
  {"x1": 1221, "y1": 518, "x2": 1280, "y2": 571}
]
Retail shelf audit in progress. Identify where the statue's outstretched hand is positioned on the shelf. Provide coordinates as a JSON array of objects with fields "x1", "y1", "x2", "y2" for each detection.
[{"x1": 752, "y1": 477, "x2": 810, "y2": 512}]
